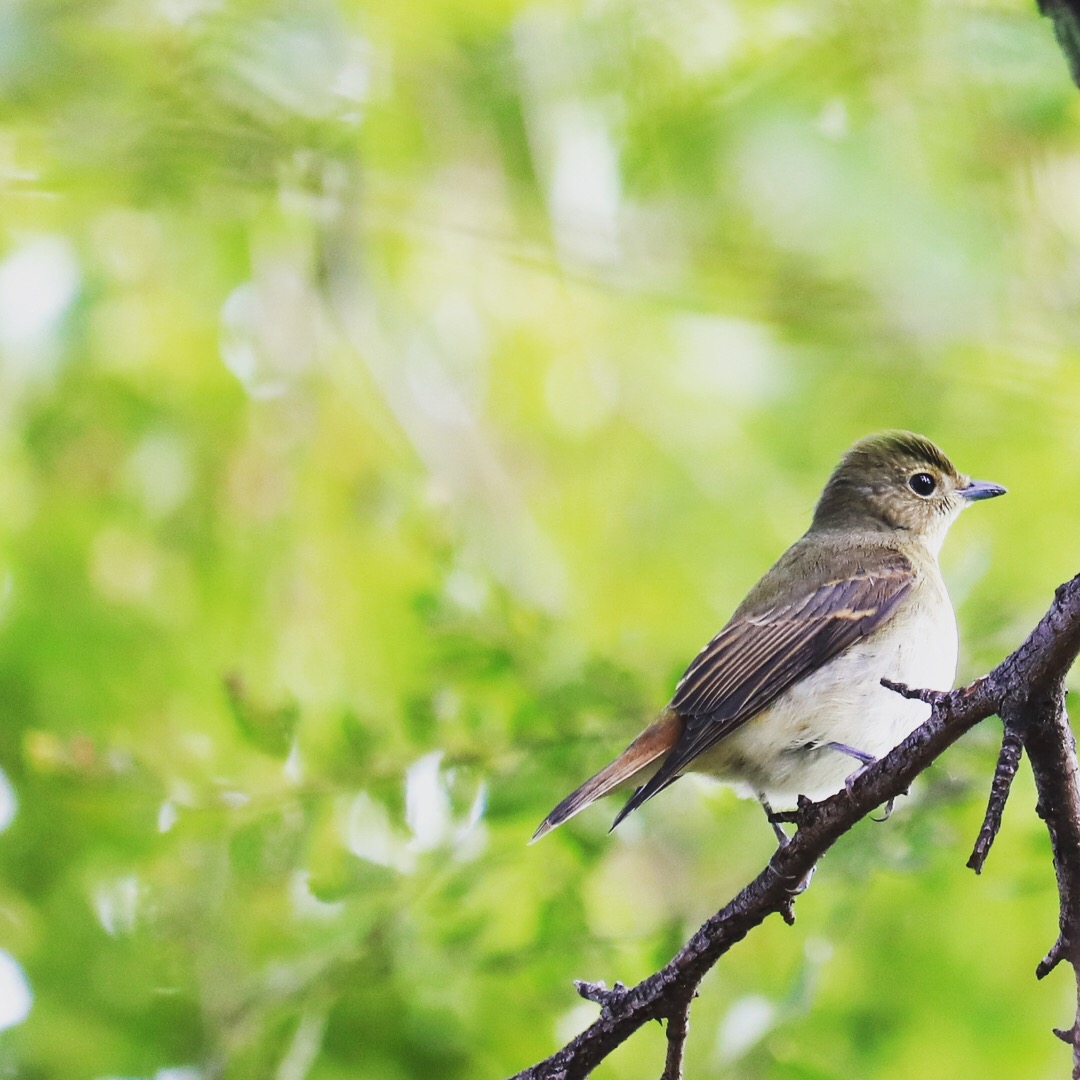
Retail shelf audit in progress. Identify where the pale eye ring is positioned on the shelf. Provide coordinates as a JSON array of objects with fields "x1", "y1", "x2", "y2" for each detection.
[{"x1": 908, "y1": 472, "x2": 937, "y2": 497}]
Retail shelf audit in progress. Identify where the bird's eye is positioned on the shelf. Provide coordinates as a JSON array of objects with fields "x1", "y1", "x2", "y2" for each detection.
[{"x1": 908, "y1": 472, "x2": 937, "y2": 497}]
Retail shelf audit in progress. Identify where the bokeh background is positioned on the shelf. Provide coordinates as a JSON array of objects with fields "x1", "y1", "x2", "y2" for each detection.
[{"x1": 0, "y1": 0, "x2": 1078, "y2": 1077}]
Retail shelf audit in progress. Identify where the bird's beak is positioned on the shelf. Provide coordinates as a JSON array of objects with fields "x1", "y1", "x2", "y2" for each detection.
[{"x1": 959, "y1": 478, "x2": 1007, "y2": 501}]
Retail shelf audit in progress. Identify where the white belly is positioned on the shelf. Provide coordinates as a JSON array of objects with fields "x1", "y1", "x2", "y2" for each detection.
[{"x1": 698, "y1": 585, "x2": 957, "y2": 805}]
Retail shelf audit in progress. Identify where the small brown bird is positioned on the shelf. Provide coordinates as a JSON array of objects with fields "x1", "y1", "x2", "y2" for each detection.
[{"x1": 532, "y1": 431, "x2": 1005, "y2": 843}]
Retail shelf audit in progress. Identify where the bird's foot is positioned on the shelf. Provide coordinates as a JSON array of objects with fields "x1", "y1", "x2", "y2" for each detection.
[
  {"x1": 789, "y1": 863, "x2": 815, "y2": 896},
  {"x1": 759, "y1": 794, "x2": 791, "y2": 846},
  {"x1": 871, "y1": 787, "x2": 910, "y2": 822},
  {"x1": 761, "y1": 793, "x2": 816, "y2": 916},
  {"x1": 825, "y1": 742, "x2": 878, "y2": 796},
  {"x1": 760, "y1": 793, "x2": 816, "y2": 845}
]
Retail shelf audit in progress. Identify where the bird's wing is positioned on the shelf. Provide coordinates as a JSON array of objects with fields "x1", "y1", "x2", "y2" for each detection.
[{"x1": 610, "y1": 551, "x2": 914, "y2": 827}]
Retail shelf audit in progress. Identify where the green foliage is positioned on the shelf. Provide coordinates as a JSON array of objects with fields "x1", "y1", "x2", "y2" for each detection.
[{"x1": 0, "y1": 0, "x2": 1076, "y2": 1077}]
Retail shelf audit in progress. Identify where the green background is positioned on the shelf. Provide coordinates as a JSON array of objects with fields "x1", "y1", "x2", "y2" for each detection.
[{"x1": 0, "y1": 0, "x2": 1077, "y2": 1076}]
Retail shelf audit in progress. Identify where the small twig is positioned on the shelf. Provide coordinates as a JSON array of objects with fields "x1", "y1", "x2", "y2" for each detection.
[
  {"x1": 660, "y1": 999, "x2": 691, "y2": 1080},
  {"x1": 778, "y1": 896, "x2": 796, "y2": 926},
  {"x1": 1039, "y1": 936, "x2": 1068, "y2": 980},
  {"x1": 880, "y1": 678, "x2": 950, "y2": 707},
  {"x1": 575, "y1": 980, "x2": 629, "y2": 1013},
  {"x1": 967, "y1": 720, "x2": 1026, "y2": 873}
]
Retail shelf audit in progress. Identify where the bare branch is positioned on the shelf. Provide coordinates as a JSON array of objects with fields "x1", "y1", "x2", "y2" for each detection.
[
  {"x1": 660, "y1": 999, "x2": 691, "y2": 1080},
  {"x1": 879, "y1": 678, "x2": 947, "y2": 705},
  {"x1": 967, "y1": 720, "x2": 1025, "y2": 874},
  {"x1": 1018, "y1": 679, "x2": 1080, "y2": 1077},
  {"x1": 573, "y1": 981, "x2": 628, "y2": 1012},
  {"x1": 1039, "y1": 936, "x2": 1067, "y2": 980}
]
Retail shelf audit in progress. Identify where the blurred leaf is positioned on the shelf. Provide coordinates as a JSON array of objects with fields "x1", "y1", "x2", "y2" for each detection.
[{"x1": 224, "y1": 672, "x2": 299, "y2": 759}]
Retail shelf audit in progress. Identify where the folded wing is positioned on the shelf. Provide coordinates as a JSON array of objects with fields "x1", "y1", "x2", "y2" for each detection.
[{"x1": 610, "y1": 552, "x2": 914, "y2": 828}]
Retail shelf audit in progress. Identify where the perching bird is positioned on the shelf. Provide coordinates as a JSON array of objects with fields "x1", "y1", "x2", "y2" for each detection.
[{"x1": 531, "y1": 431, "x2": 1005, "y2": 843}]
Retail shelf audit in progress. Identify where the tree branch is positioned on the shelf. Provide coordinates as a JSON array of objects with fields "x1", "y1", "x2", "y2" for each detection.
[
  {"x1": 509, "y1": 574, "x2": 1080, "y2": 1080},
  {"x1": 1022, "y1": 678, "x2": 1080, "y2": 1077},
  {"x1": 967, "y1": 719, "x2": 1025, "y2": 873},
  {"x1": 1041, "y1": 0, "x2": 1080, "y2": 89},
  {"x1": 659, "y1": 996, "x2": 691, "y2": 1080}
]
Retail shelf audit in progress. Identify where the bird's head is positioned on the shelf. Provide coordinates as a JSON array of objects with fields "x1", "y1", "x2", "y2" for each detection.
[{"x1": 812, "y1": 431, "x2": 1006, "y2": 553}]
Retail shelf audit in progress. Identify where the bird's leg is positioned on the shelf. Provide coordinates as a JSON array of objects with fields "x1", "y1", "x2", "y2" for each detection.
[
  {"x1": 826, "y1": 741, "x2": 876, "y2": 767},
  {"x1": 758, "y1": 793, "x2": 790, "y2": 846},
  {"x1": 825, "y1": 742, "x2": 901, "y2": 821},
  {"x1": 761, "y1": 793, "x2": 816, "y2": 900},
  {"x1": 824, "y1": 741, "x2": 877, "y2": 794}
]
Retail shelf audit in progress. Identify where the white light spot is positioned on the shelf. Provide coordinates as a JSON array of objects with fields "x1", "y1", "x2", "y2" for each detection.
[
  {"x1": 0, "y1": 237, "x2": 80, "y2": 354},
  {"x1": 93, "y1": 875, "x2": 142, "y2": 937},
  {"x1": 444, "y1": 567, "x2": 489, "y2": 612},
  {"x1": 736, "y1": 123, "x2": 837, "y2": 248},
  {"x1": 276, "y1": 1008, "x2": 328, "y2": 1080},
  {"x1": 0, "y1": 950, "x2": 31, "y2": 1030},
  {"x1": 661, "y1": 0, "x2": 744, "y2": 74},
  {"x1": 289, "y1": 871, "x2": 344, "y2": 921},
  {"x1": 345, "y1": 791, "x2": 411, "y2": 872},
  {"x1": 283, "y1": 741, "x2": 303, "y2": 784},
  {"x1": 220, "y1": 284, "x2": 284, "y2": 398},
  {"x1": 717, "y1": 995, "x2": 776, "y2": 1061},
  {"x1": 547, "y1": 102, "x2": 622, "y2": 266},
  {"x1": 333, "y1": 37, "x2": 374, "y2": 105},
  {"x1": 675, "y1": 315, "x2": 781, "y2": 403},
  {"x1": 405, "y1": 751, "x2": 451, "y2": 851},
  {"x1": 219, "y1": 268, "x2": 320, "y2": 400},
  {"x1": 0, "y1": 767, "x2": 17, "y2": 833},
  {"x1": 157, "y1": 800, "x2": 178, "y2": 833},
  {"x1": 156, "y1": 0, "x2": 218, "y2": 25},
  {"x1": 125, "y1": 434, "x2": 192, "y2": 519}
]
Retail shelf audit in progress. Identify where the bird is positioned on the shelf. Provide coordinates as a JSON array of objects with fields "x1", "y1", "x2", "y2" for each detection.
[{"x1": 531, "y1": 431, "x2": 1005, "y2": 843}]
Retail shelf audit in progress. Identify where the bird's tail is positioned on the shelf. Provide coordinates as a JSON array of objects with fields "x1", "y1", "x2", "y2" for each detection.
[{"x1": 529, "y1": 709, "x2": 681, "y2": 843}]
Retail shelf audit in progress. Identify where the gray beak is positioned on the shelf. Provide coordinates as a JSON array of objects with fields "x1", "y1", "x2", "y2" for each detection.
[{"x1": 959, "y1": 478, "x2": 1007, "y2": 502}]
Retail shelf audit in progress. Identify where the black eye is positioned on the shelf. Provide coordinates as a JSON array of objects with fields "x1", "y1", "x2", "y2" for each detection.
[{"x1": 908, "y1": 472, "x2": 937, "y2": 497}]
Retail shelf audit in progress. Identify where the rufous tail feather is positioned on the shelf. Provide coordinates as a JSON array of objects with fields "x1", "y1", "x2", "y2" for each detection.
[{"x1": 529, "y1": 710, "x2": 681, "y2": 843}]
